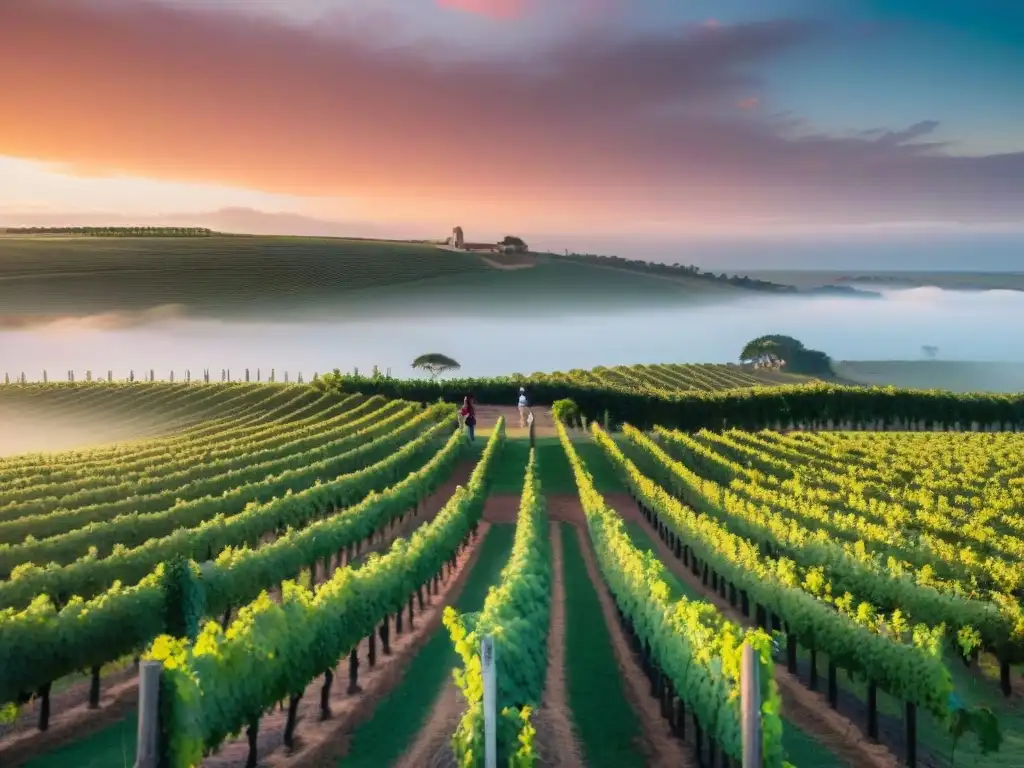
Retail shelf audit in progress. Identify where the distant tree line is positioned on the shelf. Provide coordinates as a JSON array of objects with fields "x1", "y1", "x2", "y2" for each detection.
[
  {"x1": 555, "y1": 252, "x2": 798, "y2": 293},
  {"x1": 3, "y1": 227, "x2": 216, "y2": 237}
]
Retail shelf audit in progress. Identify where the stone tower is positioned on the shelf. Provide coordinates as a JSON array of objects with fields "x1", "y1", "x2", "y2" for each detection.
[{"x1": 451, "y1": 226, "x2": 464, "y2": 249}]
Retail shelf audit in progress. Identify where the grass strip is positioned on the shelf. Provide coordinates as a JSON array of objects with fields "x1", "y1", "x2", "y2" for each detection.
[
  {"x1": 489, "y1": 437, "x2": 622, "y2": 495},
  {"x1": 560, "y1": 521, "x2": 645, "y2": 768},
  {"x1": 340, "y1": 523, "x2": 517, "y2": 767},
  {"x1": 23, "y1": 712, "x2": 138, "y2": 768}
]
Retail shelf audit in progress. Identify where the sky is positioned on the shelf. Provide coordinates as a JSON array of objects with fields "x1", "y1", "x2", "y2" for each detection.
[{"x1": 2, "y1": 0, "x2": 1023, "y2": 240}]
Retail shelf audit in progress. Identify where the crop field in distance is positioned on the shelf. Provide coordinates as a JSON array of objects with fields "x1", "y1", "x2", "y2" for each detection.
[
  {"x1": 0, "y1": 372, "x2": 1021, "y2": 768},
  {"x1": 0, "y1": 363, "x2": 805, "y2": 456},
  {"x1": 0, "y1": 236, "x2": 759, "y2": 321}
]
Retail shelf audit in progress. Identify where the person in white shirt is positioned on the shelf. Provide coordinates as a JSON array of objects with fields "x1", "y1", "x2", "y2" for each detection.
[{"x1": 517, "y1": 387, "x2": 528, "y2": 427}]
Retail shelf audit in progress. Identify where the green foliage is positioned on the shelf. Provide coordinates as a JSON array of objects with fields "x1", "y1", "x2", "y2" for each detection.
[
  {"x1": 0, "y1": 402, "x2": 443, "y2": 609},
  {"x1": 160, "y1": 558, "x2": 204, "y2": 642},
  {"x1": 645, "y1": 425, "x2": 1024, "y2": 665},
  {"x1": 316, "y1": 370, "x2": 1024, "y2": 433},
  {"x1": 0, "y1": 395, "x2": 385, "y2": 573},
  {"x1": 556, "y1": 417, "x2": 787, "y2": 766},
  {"x1": 739, "y1": 335, "x2": 833, "y2": 376},
  {"x1": 446, "y1": 449, "x2": 551, "y2": 766},
  {"x1": 603, "y1": 423, "x2": 1024, "y2": 762},
  {"x1": 147, "y1": 418, "x2": 508, "y2": 767},
  {"x1": 950, "y1": 706, "x2": 1002, "y2": 765},
  {"x1": 0, "y1": 702, "x2": 17, "y2": 724},
  {"x1": 551, "y1": 398, "x2": 581, "y2": 427},
  {"x1": 0, "y1": 406, "x2": 458, "y2": 706}
]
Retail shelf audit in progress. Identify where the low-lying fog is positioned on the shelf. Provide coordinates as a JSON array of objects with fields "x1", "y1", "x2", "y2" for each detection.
[{"x1": 1, "y1": 287, "x2": 1022, "y2": 380}]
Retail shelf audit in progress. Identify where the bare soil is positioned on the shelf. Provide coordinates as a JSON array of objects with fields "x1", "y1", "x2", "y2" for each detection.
[
  {"x1": 202, "y1": 522, "x2": 492, "y2": 768},
  {"x1": 474, "y1": 405, "x2": 556, "y2": 436},
  {"x1": 481, "y1": 493, "x2": 520, "y2": 524},
  {"x1": 603, "y1": 493, "x2": 900, "y2": 768},
  {"x1": 567, "y1": 514, "x2": 694, "y2": 767},
  {"x1": 531, "y1": 521, "x2": 585, "y2": 768},
  {"x1": 545, "y1": 495, "x2": 587, "y2": 525},
  {"x1": 483, "y1": 495, "x2": 587, "y2": 526}
]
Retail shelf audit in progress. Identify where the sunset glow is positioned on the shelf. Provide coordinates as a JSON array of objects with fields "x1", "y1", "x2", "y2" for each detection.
[{"x1": 1, "y1": 0, "x2": 1022, "y2": 236}]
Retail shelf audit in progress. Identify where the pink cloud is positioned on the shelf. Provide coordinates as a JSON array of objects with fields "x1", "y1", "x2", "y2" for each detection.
[
  {"x1": 737, "y1": 96, "x2": 759, "y2": 110},
  {"x1": 434, "y1": 0, "x2": 531, "y2": 20},
  {"x1": 0, "y1": 1, "x2": 1021, "y2": 228}
]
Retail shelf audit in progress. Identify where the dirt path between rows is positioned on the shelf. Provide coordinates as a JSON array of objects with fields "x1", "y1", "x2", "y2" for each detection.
[
  {"x1": 568, "y1": 513, "x2": 693, "y2": 768},
  {"x1": 0, "y1": 460, "x2": 478, "y2": 768},
  {"x1": 396, "y1": 494, "x2": 589, "y2": 768},
  {"x1": 392, "y1": 491, "x2": 528, "y2": 768},
  {"x1": 532, "y1": 521, "x2": 584, "y2": 768},
  {"x1": 204, "y1": 521, "x2": 492, "y2": 768},
  {"x1": 474, "y1": 405, "x2": 557, "y2": 437},
  {"x1": 603, "y1": 492, "x2": 899, "y2": 768}
]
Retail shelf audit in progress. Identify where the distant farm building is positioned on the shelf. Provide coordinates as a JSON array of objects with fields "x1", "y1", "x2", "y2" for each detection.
[{"x1": 447, "y1": 227, "x2": 527, "y2": 254}]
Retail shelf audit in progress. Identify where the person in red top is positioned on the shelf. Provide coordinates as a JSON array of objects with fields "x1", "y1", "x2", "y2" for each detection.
[{"x1": 460, "y1": 394, "x2": 476, "y2": 441}]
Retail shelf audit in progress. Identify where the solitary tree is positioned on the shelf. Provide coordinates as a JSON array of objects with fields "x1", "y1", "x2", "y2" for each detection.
[
  {"x1": 412, "y1": 353, "x2": 461, "y2": 380},
  {"x1": 740, "y1": 335, "x2": 833, "y2": 376},
  {"x1": 499, "y1": 235, "x2": 528, "y2": 253}
]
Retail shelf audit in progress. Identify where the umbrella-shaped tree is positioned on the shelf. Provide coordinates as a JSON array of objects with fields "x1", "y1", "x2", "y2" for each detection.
[
  {"x1": 740, "y1": 335, "x2": 833, "y2": 375},
  {"x1": 412, "y1": 353, "x2": 461, "y2": 380}
]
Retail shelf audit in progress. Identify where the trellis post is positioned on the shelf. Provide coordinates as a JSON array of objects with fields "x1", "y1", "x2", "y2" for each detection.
[
  {"x1": 482, "y1": 635, "x2": 497, "y2": 768},
  {"x1": 742, "y1": 642, "x2": 762, "y2": 768},
  {"x1": 134, "y1": 660, "x2": 162, "y2": 768}
]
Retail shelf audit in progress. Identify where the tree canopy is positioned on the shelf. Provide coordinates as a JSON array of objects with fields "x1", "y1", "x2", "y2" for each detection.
[
  {"x1": 411, "y1": 353, "x2": 461, "y2": 380},
  {"x1": 740, "y1": 335, "x2": 833, "y2": 376}
]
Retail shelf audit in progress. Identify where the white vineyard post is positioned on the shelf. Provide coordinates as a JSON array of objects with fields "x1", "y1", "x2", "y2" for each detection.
[
  {"x1": 741, "y1": 642, "x2": 762, "y2": 768},
  {"x1": 481, "y1": 635, "x2": 497, "y2": 768},
  {"x1": 134, "y1": 660, "x2": 162, "y2": 768}
]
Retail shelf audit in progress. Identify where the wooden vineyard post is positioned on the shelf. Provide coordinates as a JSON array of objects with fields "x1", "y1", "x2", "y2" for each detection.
[
  {"x1": 867, "y1": 681, "x2": 879, "y2": 740},
  {"x1": 905, "y1": 701, "x2": 917, "y2": 768},
  {"x1": 134, "y1": 660, "x2": 162, "y2": 768},
  {"x1": 741, "y1": 642, "x2": 761, "y2": 768},
  {"x1": 482, "y1": 635, "x2": 497, "y2": 768}
]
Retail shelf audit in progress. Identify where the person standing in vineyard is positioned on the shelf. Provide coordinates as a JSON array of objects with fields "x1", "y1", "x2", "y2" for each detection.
[
  {"x1": 517, "y1": 387, "x2": 529, "y2": 427},
  {"x1": 461, "y1": 394, "x2": 476, "y2": 441}
]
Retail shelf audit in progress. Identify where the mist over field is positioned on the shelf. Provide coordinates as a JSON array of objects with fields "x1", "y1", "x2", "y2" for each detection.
[{"x1": 2, "y1": 286, "x2": 1022, "y2": 383}]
